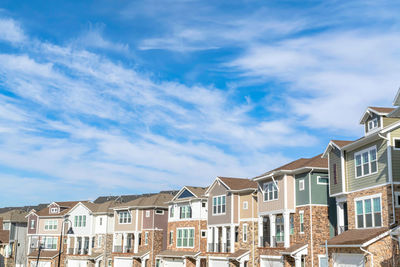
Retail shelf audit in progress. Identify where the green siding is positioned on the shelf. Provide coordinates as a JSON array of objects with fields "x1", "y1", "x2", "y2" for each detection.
[
  {"x1": 329, "y1": 146, "x2": 343, "y2": 195},
  {"x1": 311, "y1": 171, "x2": 329, "y2": 205},
  {"x1": 391, "y1": 127, "x2": 400, "y2": 182},
  {"x1": 295, "y1": 172, "x2": 309, "y2": 206},
  {"x1": 346, "y1": 139, "x2": 388, "y2": 192},
  {"x1": 383, "y1": 117, "x2": 400, "y2": 127}
]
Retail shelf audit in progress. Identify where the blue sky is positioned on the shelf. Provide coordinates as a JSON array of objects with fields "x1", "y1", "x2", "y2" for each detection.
[{"x1": 1, "y1": 0, "x2": 400, "y2": 206}]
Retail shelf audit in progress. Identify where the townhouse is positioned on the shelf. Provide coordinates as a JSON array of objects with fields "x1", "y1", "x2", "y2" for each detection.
[
  {"x1": 205, "y1": 177, "x2": 258, "y2": 267},
  {"x1": 111, "y1": 193, "x2": 173, "y2": 267},
  {"x1": 323, "y1": 96, "x2": 400, "y2": 266},
  {"x1": 0, "y1": 209, "x2": 28, "y2": 267},
  {"x1": 64, "y1": 200, "x2": 117, "y2": 267},
  {"x1": 156, "y1": 186, "x2": 208, "y2": 267},
  {"x1": 26, "y1": 201, "x2": 81, "y2": 267},
  {"x1": 253, "y1": 154, "x2": 334, "y2": 267}
]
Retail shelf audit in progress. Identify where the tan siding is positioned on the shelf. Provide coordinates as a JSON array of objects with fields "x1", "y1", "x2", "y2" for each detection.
[
  {"x1": 114, "y1": 210, "x2": 135, "y2": 231},
  {"x1": 239, "y1": 194, "x2": 254, "y2": 219},
  {"x1": 233, "y1": 194, "x2": 239, "y2": 224},
  {"x1": 286, "y1": 175, "x2": 295, "y2": 210},
  {"x1": 38, "y1": 217, "x2": 63, "y2": 234},
  {"x1": 383, "y1": 117, "x2": 400, "y2": 127},
  {"x1": 138, "y1": 210, "x2": 143, "y2": 231},
  {"x1": 329, "y1": 146, "x2": 343, "y2": 195},
  {"x1": 207, "y1": 181, "x2": 231, "y2": 225},
  {"x1": 257, "y1": 175, "x2": 285, "y2": 213},
  {"x1": 391, "y1": 127, "x2": 400, "y2": 182},
  {"x1": 346, "y1": 139, "x2": 388, "y2": 192}
]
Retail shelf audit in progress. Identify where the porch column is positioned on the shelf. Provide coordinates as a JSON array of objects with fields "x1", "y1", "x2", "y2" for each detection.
[
  {"x1": 222, "y1": 227, "x2": 227, "y2": 252},
  {"x1": 122, "y1": 233, "x2": 127, "y2": 252},
  {"x1": 230, "y1": 226, "x2": 235, "y2": 253},
  {"x1": 28, "y1": 236, "x2": 32, "y2": 254},
  {"x1": 284, "y1": 212, "x2": 290, "y2": 248},
  {"x1": 88, "y1": 236, "x2": 93, "y2": 255},
  {"x1": 134, "y1": 232, "x2": 139, "y2": 253},
  {"x1": 74, "y1": 237, "x2": 78, "y2": 254},
  {"x1": 207, "y1": 227, "x2": 213, "y2": 252},
  {"x1": 337, "y1": 202, "x2": 344, "y2": 234},
  {"x1": 195, "y1": 259, "x2": 200, "y2": 267},
  {"x1": 80, "y1": 237, "x2": 85, "y2": 255},
  {"x1": 258, "y1": 216, "x2": 263, "y2": 247},
  {"x1": 294, "y1": 256, "x2": 302, "y2": 267},
  {"x1": 269, "y1": 214, "x2": 276, "y2": 247},
  {"x1": 214, "y1": 227, "x2": 219, "y2": 252},
  {"x1": 112, "y1": 233, "x2": 116, "y2": 252}
]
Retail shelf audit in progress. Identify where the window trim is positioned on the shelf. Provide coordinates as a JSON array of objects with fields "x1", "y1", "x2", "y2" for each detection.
[
  {"x1": 317, "y1": 176, "x2": 329, "y2": 185},
  {"x1": 30, "y1": 219, "x2": 35, "y2": 229},
  {"x1": 354, "y1": 145, "x2": 378, "y2": 179},
  {"x1": 145, "y1": 210, "x2": 151, "y2": 218},
  {"x1": 242, "y1": 223, "x2": 248, "y2": 242},
  {"x1": 263, "y1": 181, "x2": 278, "y2": 202},
  {"x1": 299, "y1": 211, "x2": 304, "y2": 234},
  {"x1": 144, "y1": 232, "x2": 149, "y2": 245},
  {"x1": 395, "y1": 192, "x2": 400, "y2": 208},
  {"x1": 169, "y1": 206, "x2": 174, "y2": 218},
  {"x1": 367, "y1": 118, "x2": 379, "y2": 131},
  {"x1": 176, "y1": 227, "x2": 195, "y2": 248},
  {"x1": 354, "y1": 194, "x2": 382, "y2": 229},
  {"x1": 169, "y1": 231, "x2": 173, "y2": 245},
  {"x1": 201, "y1": 230, "x2": 207, "y2": 238},
  {"x1": 179, "y1": 205, "x2": 192, "y2": 219},
  {"x1": 212, "y1": 195, "x2": 226, "y2": 215},
  {"x1": 118, "y1": 211, "x2": 132, "y2": 224},
  {"x1": 393, "y1": 138, "x2": 400, "y2": 151},
  {"x1": 299, "y1": 179, "x2": 305, "y2": 191},
  {"x1": 44, "y1": 219, "x2": 58, "y2": 231},
  {"x1": 155, "y1": 209, "x2": 164, "y2": 215}
]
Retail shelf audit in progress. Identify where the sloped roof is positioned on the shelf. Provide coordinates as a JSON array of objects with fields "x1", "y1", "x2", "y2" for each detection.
[
  {"x1": 229, "y1": 249, "x2": 250, "y2": 260},
  {"x1": 327, "y1": 227, "x2": 388, "y2": 246},
  {"x1": 157, "y1": 250, "x2": 199, "y2": 258},
  {"x1": 368, "y1": 106, "x2": 396, "y2": 114},
  {"x1": 218, "y1": 177, "x2": 257, "y2": 190},
  {"x1": 0, "y1": 209, "x2": 28, "y2": 223},
  {"x1": 331, "y1": 140, "x2": 355, "y2": 148},
  {"x1": 185, "y1": 186, "x2": 208, "y2": 198},
  {"x1": 36, "y1": 201, "x2": 83, "y2": 216},
  {"x1": 280, "y1": 243, "x2": 307, "y2": 255},
  {"x1": 121, "y1": 193, "x2": 174, "y2": 209},
  {"x1": 94, "y1": 191, "x2": 178, "y2": 204},
  {"x1": 28, "y1": 250, "x2": 59, "y2": 259},
  {"x1": 254, "y1": 154, "x2": 327, "y2": 178}
]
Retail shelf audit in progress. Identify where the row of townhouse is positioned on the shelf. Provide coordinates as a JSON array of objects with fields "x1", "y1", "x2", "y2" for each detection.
[{"x1": 8, "y1": 89, "x2": 400, "y2": 267}]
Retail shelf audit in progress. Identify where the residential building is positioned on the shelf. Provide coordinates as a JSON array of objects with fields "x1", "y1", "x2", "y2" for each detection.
[
  {"x1": 323, "y1": 95, "x2": 400, "y2": 266},
  {"x1": 205, "y1": 177, "x2": 258, "y2": 267},
  {"x1": 0, "y1": 209, "x2": 28, "y2": 267},
  {"x1": 111, "y1": 193, "x2": 173, "y2": 267},
  {"x1": 26, "y1": 201, "x2": 81, "y2": 267},
  {"x1": 156, "y1": 186, "x2": 208, "y2": 267}
]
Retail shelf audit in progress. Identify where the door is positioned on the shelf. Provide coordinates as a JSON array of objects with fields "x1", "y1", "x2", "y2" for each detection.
[
  {"x1": 334, "y1": 253, "x2": 364, "y2": 267},
  {"x1": 209, "y1": 259, "x2": 229, "y2": 267},
  {"x1": 163, "y1": 259, "x2": 184, "y2": 267},
  {"x1": 114, "y1": 258, "x2": 133, "y2": 267},
  {"x1": 263, "y1": 217, "x2": 270, "y2": 246},
  {"x1": 260, "y1": 258, "x2": 284, "y2": 267}
]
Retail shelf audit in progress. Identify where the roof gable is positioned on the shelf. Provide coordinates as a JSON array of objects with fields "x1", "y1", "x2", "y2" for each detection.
[{"x1": 177, "y1": 189, "x2": 194, "y2": 199}]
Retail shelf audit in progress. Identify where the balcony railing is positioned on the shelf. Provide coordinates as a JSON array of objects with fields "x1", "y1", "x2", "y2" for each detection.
[
  {"x1": 113, "y1": 246, "x2": 123, "y2": 253},
  {"x1": 207, "y1": 243, "x2": 230, "y2": 253},
  {"x1": 259, "y1": 236, "x2": 284, "y2": 248}
]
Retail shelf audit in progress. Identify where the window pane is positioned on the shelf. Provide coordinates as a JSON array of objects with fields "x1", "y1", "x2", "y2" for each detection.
[
  {"x1": 222, "y1": 196, "x2": 226, "y2": 205},
  {"x1": 357, "y1": 215, "x2": 364, "y2": 228},
  {"x1": 356, "y1": 201, "x2": 363, "y2": 215},
  {"x1": 269, "y1": 191, "x2": 273, "y2": 200},
  {"x1": 355, "y1": 155, "x2": 362, "y2": 166},
  {"x1": 274, "y1": 190, "x2": 278, "y2": 199},
  {"x1": 370, "y1": 149, "x2": 377, "y2": 161},
  {"x1": 362, "y1": 152, "x2": 369, "y2": 164},
  {"x1": 374, "y1": 213, "x2": 382, "y2": 227},
  {"x1": 371, "y1": 161, "x2": 377, "y2": 173},
  {"x1": 363, "y1": 163, "x2": 369, "y2": 175},
  {"x1": 365, "y1": 214, "x2": 372, "y2": 227},
  {"x1": 365, "y1": 199, "x2": 372, "y2": 213},
  {"x1": 356, "y1": 166, "x2": 362, "y2": 177},
  {"x1": 373, "y1": 198, "x2": 381, "y2": 212}
]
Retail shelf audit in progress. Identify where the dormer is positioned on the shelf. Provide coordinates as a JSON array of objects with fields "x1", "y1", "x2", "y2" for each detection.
[
  {"x1": 48, "y1": 202, "x2": 60, "y2": 214},
  {"x1": 359, "y1": 106, "x2": 396, "y2": 135}
]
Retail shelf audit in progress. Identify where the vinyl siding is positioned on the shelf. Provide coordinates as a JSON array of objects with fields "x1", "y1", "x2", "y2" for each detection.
[
  {"x1": 114, "y1": 209, "x2": 135, "y2": 231},
  {"x1": 239, "y1": 194, "x2": 257, "y2": 219},
  {"x1": 295, "y1": 172, "x2": 309, "y2": 206},
  {"x1": 346, "y1": 139, "x2": 388, "y2": 192},
  {"x1": 311, "y1": 171, "x2": 329, "y2": 205},
  {"x1": 257, "y1": 176, "x2": 285, "y2": 213},
  {"x1": 383, "y1": 117, "x2": 400, "y2": 127},
  {"x1": 365, "y1": 113, "x2": 381, "y2": 134},
  {"x1": 391, "y1": 127, "x2": 400, "y2": 182},
  {"x1": 329, "y1": 146, "x2": 343, "y2": 195},
  {"x1": 207, "y1": 182, "x2": 231, "y2": 225}
]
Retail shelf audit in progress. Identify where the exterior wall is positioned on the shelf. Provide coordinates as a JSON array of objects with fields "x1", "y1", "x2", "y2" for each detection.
[
  {"x1": 365, "y1": 112, "x2": 381, "y2": 134},
  {"x1": 169, "y1": 200, "x2": 207, "y2": 222},
  {"x1": 154, "y1": 209, "x2": 168, "y2": 230},
  {"x1": 207, "y1": 182, "x2": 231, "y2": 225},
  {"x1": 233, "y1": 194, "x2": 239, "y2": 224},
  {"x1": 38, "y1": 217, "x2": 63, "y2": 235},
  {"x1": 114, "y1": 210, "x2": 135, "y2": 232},
  {"x1": 143, "y1": 210, "x2": 154, "y2": 230},
  {"x1": 239, "y1": 194, "x2": 257, "y2": 220},
  {"x1": 295, "y1": 172, "x2": 309, "y2": 205},
  {"x1": 68, "y1": 204, "x2": 92, "y2": 236},
  {"x1": 329, "y1": 146, "x2": 343, "y2": 195},
  {"x1": 383, "y1": 116, "x2": 400, "y2": 127},
  {"x1": 257, "y1": 176, "x2": 285, "y2": 213},
  {"x1": 166, "y1": 220, "x2": 207, "y2": 252},
  {"x1": 94, "y1": 215, "x2": 109, "y2": 234},
  {"x1": 286, "y1": 176, "x2": 295, "y2": 210},
  {"x1": 311, "y1": 172, "x2": 329, "y2": 205},
  {"x1": 236, "y1": 220, "x2": 258, "y2": 267},
  {"x1": 345, "y1": 139, "x2": 388, "y2": 192},
  {"x1": 28, "y1": 214, "x2": 38, "y2": 235},
  {"x1": 391, "y1": 127, "x2": 400, "y2": 182}
]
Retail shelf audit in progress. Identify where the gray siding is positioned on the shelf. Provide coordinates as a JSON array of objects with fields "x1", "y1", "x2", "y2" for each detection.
[
  {"x1": 207, "y1": 182, "x2": 231, "y2": 225},
  {"x1": 365, "y1": 112, "x2": 381, "y2": 134},
  {"x1": 329, "y1": 146, "x2": 343, "y2": 195},
  {"x1": 295, "y1": 172, "x2": 309, "y2": 206},
  {"x1": 311, "y1": 171, "x2": 329, "y2": 205},
  {"x1": 391, "y1": 127, "x2": 400, "y2": 182},
  {"x1": 346, "y1": 139, "x2": 388, "y2": 192}
]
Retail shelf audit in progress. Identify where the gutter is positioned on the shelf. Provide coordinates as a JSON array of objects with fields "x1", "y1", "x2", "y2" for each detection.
[{"x1": 360, "y1": 246, "x2": 374, "y2": 267}]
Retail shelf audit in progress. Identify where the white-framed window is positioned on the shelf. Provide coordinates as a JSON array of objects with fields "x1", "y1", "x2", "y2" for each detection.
[
  {"x1": 42, "y1": 236, "x2": 57, "y2": 249},
  {"x1": 202, "y1": 202, "x2": 206, "y2": 208},
  {"x1": 169, "y1": 231, "x2": 173, "y2": 245},
  {"x1": 30, "y1": 219, "x2": 35, "y2": 229},
  {"x1": 50, "y1": 207, "x2": 58, "y2": 214},
  {"x1": 74, "y1": 215, "x2": 87, "y2": 227},
  {"x1": 97, "y1": 236, "x2": 102, "y2": 247},
  {"x1": 212, "y1": 195, "x2": 226, "y2": 215},
  {"x1": 243, "y1": 224, "x2": 248, "y2": 242},
  {"x1": 299, "y1": 211, "x2": 304, "y2": 234},
  {"x1": 318, "y1": 255, "x2": 328, "y2": 267},
  {"x1": 169, "y1": 206, "x2": 174, "y2": 218},
  {"x1": 99, "y1": 217, "x2": 103, "y2": 226},
  {"x1": 44, "y1": 220, "x2": 58, "y2": 230},
  {"x1": 176, "y1": 228, "x2": 194, "y2": 248},
  {"x1": 145, "y1": 210, "x2": 150, "y2": 217},
  {"x1": 144, "y1": 232, "x2": 149, "y2": 245},
  {"x1": 276, "y1": 216, "x2": 284, "y2": 242},
  {"x1": 263, "y1": 182, "x2": 278, "y2": 201},
  {"x1": 201, "y1": 230, "x2": 207, "y2": 238},
  {"x1": 108, "y1": 259, "x2": 112, "y2": 267},
  {"x1": 180, "y1": 205, "x2": 192, "y2": 219},
  {"x1": 243, "y1": 201, "x2": 248, "y2": 210},
  {"x1": 155, "y1": 209, "x2": 164, "y2": 215},
  {"x1": 368, "y1": 118, "x2": 378, "y2": 131},
  {"x1": 394, "y1": 138, "x2": 400, "y2": 150},
  {"x1": 118, "y1": 211, "x2": 131, "y2": 224},
  {"x1": 355, "y1": 146, "x2": 378, "y2": 178},
  {"x1": 355, "y1": 195, "x2": 382, "y2": 228},
  {"x1": 395, "y1": 192, "x2": 400, "y2": 208},
  {"x1": 317, "y1": 176, "x2": 329, "y2": 185},
  {"x1": 299, "y1": 179, "x2": 305, "y2": 191}
]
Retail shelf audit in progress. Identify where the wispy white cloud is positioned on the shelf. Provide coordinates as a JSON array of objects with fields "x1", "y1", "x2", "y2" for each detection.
[{"x1": 0, "y1": 18, "x2": 26, "y2": 44}]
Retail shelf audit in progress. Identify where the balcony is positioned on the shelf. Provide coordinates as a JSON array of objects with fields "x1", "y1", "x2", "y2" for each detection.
[{"x1": 207, "y1": 243, "x2": 230, "y2": 253}]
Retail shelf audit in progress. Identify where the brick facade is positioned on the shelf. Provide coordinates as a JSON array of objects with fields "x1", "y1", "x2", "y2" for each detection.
[{"x1": 166, "y1": 220, "x2": 207, "y2": 253}]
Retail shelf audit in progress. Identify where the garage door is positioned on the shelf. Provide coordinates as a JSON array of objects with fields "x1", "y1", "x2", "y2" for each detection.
[
  {"x1": 68, "y1": 260, "x2": 88, "y2": 267},
  {"x1": 334, "y1": 254, "x2": 364, "y2": 267},
  {"x1": 209, "y1": 259, "x2": 229, "y2": 267},
  {"x1": 260, "y1": 258, "x2": 284, "y2": 267},
  {"x1": 114, "y1": 258, "x2": 133, "y2": 267},
  {"x1": 163, "y1": 258, "x2": 184, "y2": 267},
  {"x1": 30, "y1": 261, "x2": 51, "y2": 267}
]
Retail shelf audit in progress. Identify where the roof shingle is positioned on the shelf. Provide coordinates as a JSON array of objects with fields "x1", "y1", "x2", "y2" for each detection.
[
  {"x1": 218, "y1": 177, "x2": 257, "y2": 190},
  {"x1": 327, "y1": 227, "x2": 388, "y2": 246}
]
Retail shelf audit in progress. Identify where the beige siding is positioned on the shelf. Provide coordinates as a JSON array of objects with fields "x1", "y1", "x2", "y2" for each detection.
[
  {"x1": 239, "y1": 194, "x2": 257, "y2": 219},
  {"x1": 383, "y1": 117, "x2": 400, "y2": 127},
  {"x1": 233, "y1": 194, "x2": 239, "y2": 224},
  {"x1": 286, "y1": 175, "x2": 295, "y2": 210},
  {"x1": 114, "y1": 209, "x2": 135, "y2": 232},
  {"x1": 207, "y1": 181, "x2": 232, "y2": 225},
  {"x1": 346, "y1": 139, "x2": 388, "y2": 192},
  {"x1": 391, "y1": 127, "x2": 400, "y2": 182},
  {"x1": 257, "y1": 175, "x2": 285, "y2": 213},
  {"x1": 138, "y1": 210, "x2": 143, "y2": 231},
  {"x1": 329, "y1": 146, "x2": 343, "y2": 195},
  {"x1": 38, "y1": 217, "x2": 63, "y2": 234}
]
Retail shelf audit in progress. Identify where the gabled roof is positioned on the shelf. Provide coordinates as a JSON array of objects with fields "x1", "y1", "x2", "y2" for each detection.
[
  {"x1": 171, "y1": 186, "x2": 208, "y2": 202},
  {"x1": 36, "y1": 201, "x2": 84, "y2": 217},
  {"x1": 360, "y1": 106, "x2": 396, "y2": 124},
  {"x1": 115, "y1": 193, "x2": 174, "y2": 209},
  {"x1": 218, "y1": 177, "x2": 257, "y2": 191},
  {"x1": 322, "y1": 140, "x2": 355, "y2": 158},
  {"x1": 253, "y1": 154, "x2": 327, "y2": 180},
  {"x1": 0, "y1": 209, "x2": 28, "y2": 223},
  {"x1": 157, "y1": 250, "x2": 200, "y2": 258},
  {"x1": 327, "y1": 227, "x2": 389, "y2": 247}
]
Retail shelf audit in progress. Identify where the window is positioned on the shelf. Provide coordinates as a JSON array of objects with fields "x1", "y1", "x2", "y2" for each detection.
[
  {"x1": 243, "y1": 201, "x2": 248, "y2": 210},
  {"x1": 201, "y1": 230, "x2": 207, "y2": 238},
  {"x1": 299, "y1": 179, "x2": 305, "y2": 191},
  {"x1": 290, "y1": 215, "x2": 294, "y2": 235},
  {"x1": 299, "y1": 211, "x2": 304, "y2": 234},
  {"x1": 44, "y1": 220, "x2": 58, "y2": 230},
  {"x1": 43, "y1": 236, "x2": 57, "y2": 249},
  {"x1": 169, "y1": 206, "x2": 174, "y2": 218},
  {"x1": 395, "y1": 192, "x2": 400, "y2": 208},
  {"x1": 144, "y1": 232, "x2": 149, "y2": 245},
  {"x1": 169, "y1": 231, "x2": 173, "y2": 245},
  {"x1": 368, "y1": 118, "x2": 378, "y2": 131},
  {"x1": 99, "y1": 217, "x2": 103, "y2": 226},
  {"x1": 145, "y1": 210, "x2": 150, "y2": 217},
  {"x1": 394, "y1": 139, "x2": 400, "y2": 150},
  {"x1": 155, "y1": 210, "x2": 164, "y2": 215},
  {"x1": 97, "y1": 236, "x2": 102, "y2": 247},
  {"x1": 276, "y1": 216, "x2": 284, "y2": 242},
  {"x1": 317, "y1": 176, "x2": 329, "y2": 185},
  {"x1": 355, "y1": 146, "x2": 377, "y2": 178},
  {"x1": 30, "y1": 219, "x2": 35, "y2": 229},
  {"x1": 180, "y1": 205, "x2": 192, "y2": 219},
  {"x1": 177, "y1": 228, "x2": 194, "y2": 248},
  {"x1": 74, "y1": 215, "x2": 87, "y2": 227},
  {"x1": 202, "y1": 202, "x2": 206, "y2": 208},
  {"x1": 50, "y1": 207, "x2": 58, "y2": 214},
  {"x1": 356, "y1": 196, "x2": 382, "y2": 228},
  {"x1": 156, "y1": 259, "x2": 160, "y2": 267},
  {"x1": 243, "y1": 224, "x2": 248, "y2": 242},
  {"x1": 333, "y1": 164, "x2": 337, "y2": 185},
  {"x1": 212, "y1": 195, "x2": 226, "y2": 215},
  {"x1": 118, "y1": 211, "x2": 131, "y2": 224},
  {"x1": 263, "y1": 182, "x2": 278, "y2": 201},
  {"x1": 108, "y1": 259, "x2": 112, "y2": 267},
  {"x1": 235, "y1": 227, "x2": 239, "y2": 242}
]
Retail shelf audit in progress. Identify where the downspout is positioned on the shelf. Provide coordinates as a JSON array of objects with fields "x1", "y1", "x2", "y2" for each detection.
[
  {"x1": 252, "y1": 191, "x2": 255, "y2": 267},
  {"x1": 360, "y1": 246, "x2": 374, "y2": 267},
  {"x1": 308, "y1": 168, "x2": 314, "y2": 267}
]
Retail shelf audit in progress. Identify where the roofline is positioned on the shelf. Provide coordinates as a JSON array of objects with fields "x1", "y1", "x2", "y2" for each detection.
[
  {"x1": 322, "y1": 141, "x2": 343, "y2": 158},
  {"x1": 204, "y1": 177, "x2": 230, "y2": 195},
  {"x1": 167, "y1": 197, "x2": 207, "y2": 204},
  {"x1": 280, "y1": 244, "x2": 308, "y2": 255},
  {"x1": 171, "y1": 186, "x2": 203, "y2": 202},
  {"x1": 228, "y1": 188, "x2": 257, "y2": 193},
  {"x1": 253, "y1": 167, "x2": 327, "y2": 181},
  {"x1": 228, "y1": 250, "x2": 250, "y2": 260},
  {"x1": 327, "y1": 228, "x2": 394, "y2": 248}
]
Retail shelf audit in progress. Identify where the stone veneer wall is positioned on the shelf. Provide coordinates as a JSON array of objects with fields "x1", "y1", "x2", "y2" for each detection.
[{"x1": 236, "y1": 221, "x2": 258, "y2": 267}]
